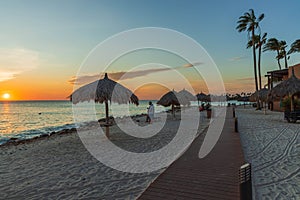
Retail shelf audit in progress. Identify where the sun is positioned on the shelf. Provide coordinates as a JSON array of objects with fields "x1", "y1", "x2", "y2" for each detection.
[{"x1": 2, "y1": 93, "x2": 11, "y2": 99}]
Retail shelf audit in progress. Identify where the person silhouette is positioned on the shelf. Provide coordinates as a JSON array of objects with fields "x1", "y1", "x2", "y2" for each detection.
[{"x1": 147, "y1": 101, "x2": 154, "y2": 123}]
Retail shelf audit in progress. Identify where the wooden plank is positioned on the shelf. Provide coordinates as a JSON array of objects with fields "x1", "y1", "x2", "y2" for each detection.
[{"x1": 139, "y1": 107, "x2": 245, "y2": 200}]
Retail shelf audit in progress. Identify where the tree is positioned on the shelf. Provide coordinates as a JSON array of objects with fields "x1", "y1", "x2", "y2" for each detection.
[
  {"x1": 236, "y1": 9, "x2": 264, "y2": 108},
  {"x1": 276, "y1": 40, "x2": 288, "y2": 69},
  {"x1": 288, "y1": 39, "x2": 300, "y2": 54},
  {"x1": 257, "y1": 33, "x2": 268, "y2": 89},
  {"x1": 247, "y1": 33, "x2": 267, "y2": 90},
  {"x1": 264, "y1": 39, "x2": 288, "y2": 69},
  {"x1": 279, "y1": 40, "x2": 288, "y2": 69}
]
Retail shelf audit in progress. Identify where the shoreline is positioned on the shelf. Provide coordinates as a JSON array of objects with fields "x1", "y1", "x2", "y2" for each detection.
[
  {"x1": 0, "y1": 104, "x2": 204, "y2": 147},
  {"x1": 0, "y1": 113, "x2": 150, "y2": 147}
]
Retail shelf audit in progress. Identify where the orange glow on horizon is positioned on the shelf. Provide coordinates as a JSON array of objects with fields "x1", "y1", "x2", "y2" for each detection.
[
  {"x1": 0, "y1": 73, "x2": 256, "y2": 101},
  {"x1": 0, "y1": 74, "x2": 74, "y2": 101},
  {"x1": 134, "y1": 83, "x2": 170, "y2": 100}
]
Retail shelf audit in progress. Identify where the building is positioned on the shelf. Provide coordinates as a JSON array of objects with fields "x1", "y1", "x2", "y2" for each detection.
[{"x1": 265, "y1": 63, "x2": 300, "y2": 111}]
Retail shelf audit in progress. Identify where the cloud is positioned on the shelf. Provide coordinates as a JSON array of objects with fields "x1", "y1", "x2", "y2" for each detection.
[
  {"x1": 224, "y1": 81, "x2": 254, "y2": 93},
  {"x1": 235, "y1": 76, "x2": 267, "y2": 82},
  {"x1": 68, "y1": 62, "x2": 203, "y2": 85},
  {"x1": 224, "y1": 75, "x2": 268, "y2": 94},
  {"x1": 0, "y1": 48, "x2": 40, "y2": 82},
  {"x1": 183, "y1": 62, "x2": 203, "y2": 68},
  {"x1": 235, "y1": 77, "x2": 254, "y2": 82},
  {"x1": 68, "y1": 74, "x2": 100, "y2": 85},
  {"x1": 228, "y1": 56, "x2": 247, "y2": 62}
]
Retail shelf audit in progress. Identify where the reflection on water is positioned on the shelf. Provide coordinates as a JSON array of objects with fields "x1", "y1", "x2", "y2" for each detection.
[
  {"x1": 0, "y1": 100, "x2": 165, "y2": 144},
  {"x1": 0, "y1": 102, "x2": 13, "y2": 134}
]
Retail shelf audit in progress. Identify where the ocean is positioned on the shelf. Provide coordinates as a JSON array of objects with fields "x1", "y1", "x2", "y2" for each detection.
[
  {"x1": 0, "y1": 100, "x2": 165, "y2": 145},
  {"x1": 0, "y1": 100, "x2": 248, "y2": 145}
]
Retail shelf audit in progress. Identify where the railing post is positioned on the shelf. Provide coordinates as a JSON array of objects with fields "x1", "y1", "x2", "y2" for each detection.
[
  {"x1": 239, "y1": 163, "x2": 252, "y2": 200},
  {"x1": 233, "y1": 107, "x2": 236, "y2": 118},
  {"x1": 234, "y1": 117, "x2": 238, "y2": 133}
]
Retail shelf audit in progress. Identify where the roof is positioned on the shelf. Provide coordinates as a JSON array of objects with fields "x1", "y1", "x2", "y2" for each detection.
[{"x1": 266, "y1": 68, "x2": 288, "y2": 78}]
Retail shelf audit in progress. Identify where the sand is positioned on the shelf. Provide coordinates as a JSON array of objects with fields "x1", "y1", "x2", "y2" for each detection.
[
  {"x1": 236, "y1": 108, "x2": 300, "y2": 200},
  {"x1": 0, "y1": 108, "x2": 209, "y2": 199}
]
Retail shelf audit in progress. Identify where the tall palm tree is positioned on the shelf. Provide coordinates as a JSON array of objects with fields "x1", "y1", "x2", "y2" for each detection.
[
  {"x1": 247, "y1": 33, "x2": 267, "y2": 90},
  {"x1": 288, "y1": 39, "x2": 300, "y2": 54},
  {"x1": 257, "y1": 33, "x2": 268, "y2": 89},
  {"x1": 263, "y1": 38, "x2": 282, "y2": 69},
  {"x1": 236, "y1": 9, "x2": 264, "y2": 108}
]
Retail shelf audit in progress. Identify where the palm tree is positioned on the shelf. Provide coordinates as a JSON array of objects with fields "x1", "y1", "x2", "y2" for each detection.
[
  {"x1": 288, "y1": 39, "x2": 300, "y2": 54},
  {"x1": 275, "y1": 40, "x2": 288, "y2": 69},
  {"x1": 279, "y1": 40, "x2": 288, "y2": 69},
  {"x1": 263, "y1": 38, "x2": 288, "y2": 69},
  {"x1": 257, "y1": 33, "x2": 268, "y2": 89},
  {"x1": 264, "y1": 38, "x2": 281, "y2": 69},
  {"x1": 247, "y1": 33, "x2": 267, "y2": 90},
  {"x1": 236, "y1": 9, "x2": 264, "y2": 108}
]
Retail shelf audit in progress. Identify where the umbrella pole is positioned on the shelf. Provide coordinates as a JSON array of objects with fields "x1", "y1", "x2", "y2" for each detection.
[
  {"x1": 105, "y1": 100, "x2": 110, "y2": 138},
  {"x1": 172, "y1": 104, "x2": 175, "y2": 119},
  {"x1": 291, "y1": 95, "x2": 294, "y2": 112},
  {"x1": 105, "y1": 100, "x2": 109, "y2": 123}
]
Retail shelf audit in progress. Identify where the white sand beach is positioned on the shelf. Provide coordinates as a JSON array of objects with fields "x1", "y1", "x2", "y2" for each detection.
[
  {"x1": 0, "y1": 109, "x2": 209, "y2": 199},
  {"x1": 237, "y1": 108, "x2": 300, "y2": 200}
]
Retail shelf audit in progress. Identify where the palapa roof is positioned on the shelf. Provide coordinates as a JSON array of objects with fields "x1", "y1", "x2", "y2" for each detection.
[
  {"x1": 268, "y1": 68, "x2": 300, "y2": 100},
  {"x1": 249, "y1": 88, "x2": 269, "y2": 102},
  {"x1": 70, "y1": 73, "x2": 139, "y2": 105},
  {"x1": 196, "y1": 92, "x2": 209, "y2": 102},
  {"x1": 157, "y1": 90, "x2": 182, "y2": 107},
  {"x1": 178, "y1": 89, "x2": 197, "y2": 105}
]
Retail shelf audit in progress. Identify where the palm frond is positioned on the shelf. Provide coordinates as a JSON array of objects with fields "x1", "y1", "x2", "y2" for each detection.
[
  {"x1": 288, "y1": 39, "x2": 300, "y2": 54},
  {"x1": 258, "y1": 13, "x2": 265, "y2": 21}
]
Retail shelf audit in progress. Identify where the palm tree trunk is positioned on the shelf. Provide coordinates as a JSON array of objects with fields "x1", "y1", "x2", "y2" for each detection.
[
  {"x1": 276, "y1": 50, "x2": 282, "y2": 69},
  {"x1": 258, "y1": 46, "x2": 262, "y2": 90},
  {"x1": 252, "y1": 29, "x2": 260, "y2": 109},
  {"x1": 284, "y1": 54, "x2": 288, "y2": 69}
]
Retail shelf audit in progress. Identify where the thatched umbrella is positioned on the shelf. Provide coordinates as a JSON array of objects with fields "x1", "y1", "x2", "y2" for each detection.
[
  {"x1": 157, "y1": 90, "x2": 181, "y2": 118},
  {"x1": 268, "y1": 67, "x2": 300, "y2": 111},
  {"x1": 249, "y1": 88, "x2": 269, "y2": 103},
  {"x1": 70, "y1": 73, "x2": 139, "y2": 131},
  {"x1": 249, "y1": 88, "x2": 269, "y2": 113},
  {"x1": 196, "y1": 92, "x2": 208, "y2": 105},
  {"x1": 178, "y1": 89, "x2": 196, "y2": 106}
]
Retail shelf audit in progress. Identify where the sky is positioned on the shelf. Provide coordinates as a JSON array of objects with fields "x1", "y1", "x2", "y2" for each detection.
[{"x1": 0, "y1": 0, "x2": 300, "y2": 100}]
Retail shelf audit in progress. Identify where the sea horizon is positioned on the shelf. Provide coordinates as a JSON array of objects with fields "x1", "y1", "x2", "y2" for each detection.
[{"x1": 0, "y1": 100, "x2": 169, "y2": 145}]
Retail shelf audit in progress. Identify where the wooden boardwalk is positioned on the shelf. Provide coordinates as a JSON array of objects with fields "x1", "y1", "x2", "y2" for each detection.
[{"x1": 139, "y1": 108, "x2": 245, "y2": 200}]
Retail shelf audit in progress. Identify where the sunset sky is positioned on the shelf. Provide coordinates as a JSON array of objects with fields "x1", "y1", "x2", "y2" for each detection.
[{"x1": 1, "y1": 0, "x2": 300, "y2": 100}]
